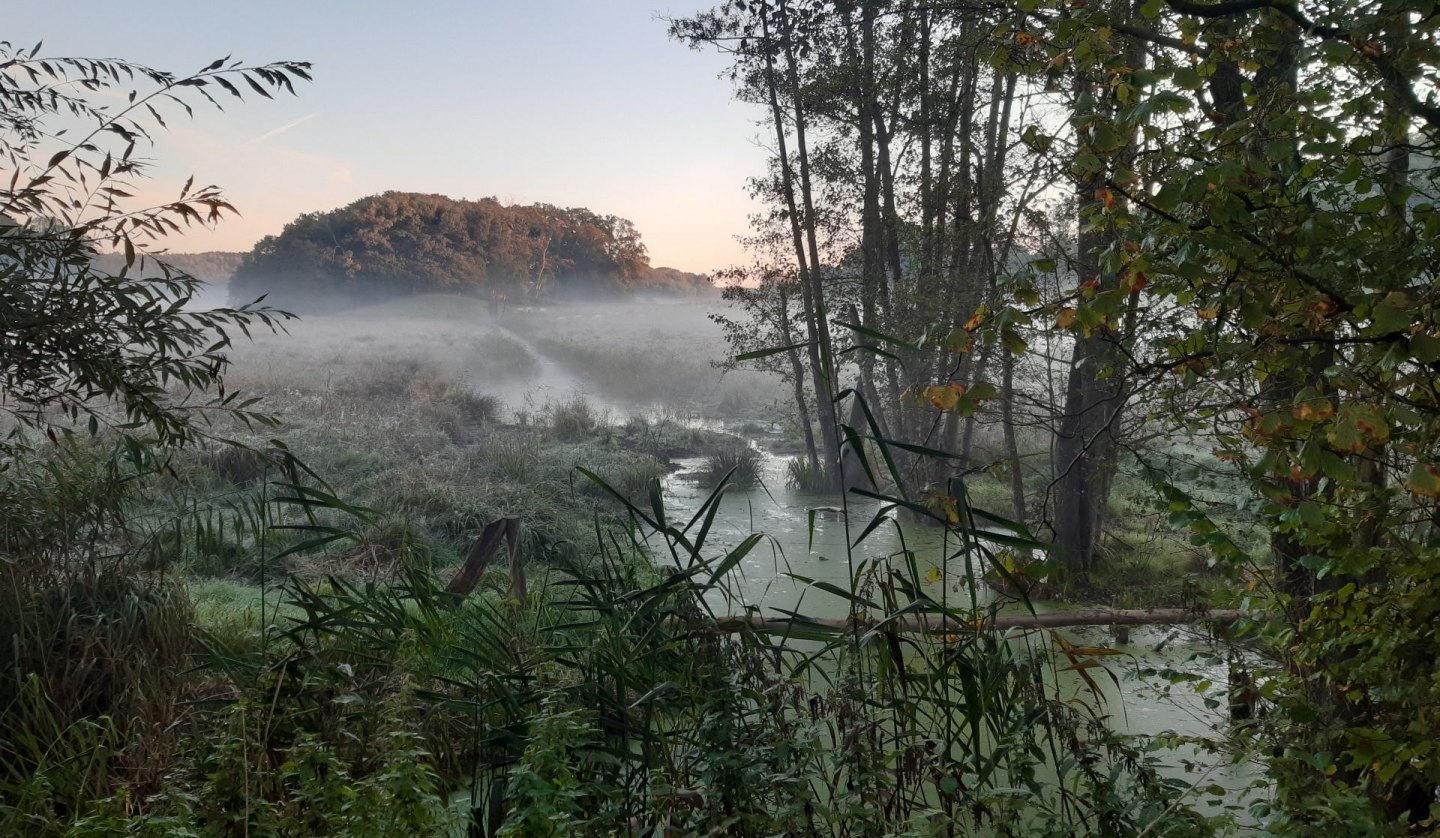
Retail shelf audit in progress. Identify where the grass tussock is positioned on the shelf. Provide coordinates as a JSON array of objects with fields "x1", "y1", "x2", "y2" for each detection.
[
  {"x1": 549, "y1": 395, "x2": 597, "y2": 440},
  {"x1": 696, "y1": 443, "x2": 763, "y2": 489},
  {"x1": 784, "y1": 455, "x2": 830, "y2": 494}
]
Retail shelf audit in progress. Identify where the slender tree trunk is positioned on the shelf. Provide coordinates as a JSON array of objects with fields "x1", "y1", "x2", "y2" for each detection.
[
  {"x1": 760, "y1": 6, "x2": 841, "y2": 491},
  {"x1": 1001, "y1": 345, "x2": 1027, "y2": 523},
  {"x1": 779, "y1": 4, "x2": 843, "y2": 492},
  {"x1": 1049, "y1": 6, "x2": 1141, "y2": 583},
  {"x1": 780, "y1": 283, "x2": 818, "y2": 469}
]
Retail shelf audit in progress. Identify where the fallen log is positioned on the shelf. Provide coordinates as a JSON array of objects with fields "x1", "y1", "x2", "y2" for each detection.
[{"x1": 698, "y1": 608, "x2": 1258, "y2": 635}]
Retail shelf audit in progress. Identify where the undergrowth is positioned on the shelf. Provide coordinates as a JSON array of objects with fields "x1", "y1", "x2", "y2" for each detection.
[{"x1": 0, "y1": 323, "x2": 1241, "y2": 836}]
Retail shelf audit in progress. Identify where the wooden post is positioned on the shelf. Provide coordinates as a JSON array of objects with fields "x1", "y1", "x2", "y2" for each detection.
[{"x1": 447, "y1": 518, "x2": 524, "y2": 605}]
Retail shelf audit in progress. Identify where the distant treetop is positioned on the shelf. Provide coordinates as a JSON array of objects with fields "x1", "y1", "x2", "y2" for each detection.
[{"x1": 229, "y1": 191, "x2": 710, "y2": 309}]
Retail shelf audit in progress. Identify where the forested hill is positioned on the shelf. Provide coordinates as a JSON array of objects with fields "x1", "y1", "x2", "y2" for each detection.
[{"x1": 228, "y1": 191, "x2": 712, "y2": 310}]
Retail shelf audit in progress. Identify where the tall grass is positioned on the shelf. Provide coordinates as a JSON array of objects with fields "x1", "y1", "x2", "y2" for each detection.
[
  {"x1": 696, "y1": 442, "x2": 763, "y2": 489},
  {"x1": 0, "y1": 568, "x2": 194, "y2": 820},
  {"x1": 0, "y1": 321, "x2": 1227, "y2": 835},
  {"x1": 1, "y1": 439, "x2": 1216, "y2": 835},
  {"x1": 549, "y1": 395, "x2": 596, "y2": 440},
  {"x1": 785, "y1": 455, "x2": 830, "y2": 493}
]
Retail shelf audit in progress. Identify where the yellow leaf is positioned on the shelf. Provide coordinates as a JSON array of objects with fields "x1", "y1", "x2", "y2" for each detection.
[
  {"x1": 921, "y1": 383, "x2": 964, "y2": 411},
  {"x1": 938, "y1": 494, "x2": 961, "y2": 525},
  {"x1": 1405, "y1": 463, "x2": 1440, "y2": 497},
  {"x1": 1056, "y1": 307, "x2": 1077, "y2": 329}
]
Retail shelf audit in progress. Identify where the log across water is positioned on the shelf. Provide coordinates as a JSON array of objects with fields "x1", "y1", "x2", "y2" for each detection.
[{"x1": 696, "y1": 608, "x2": 1257, "y2": 634}]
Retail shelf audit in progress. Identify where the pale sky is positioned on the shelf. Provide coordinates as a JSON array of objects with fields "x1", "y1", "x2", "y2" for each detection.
[{"x1": 9, "y1": 1, "x2": 766, "y2": 273}]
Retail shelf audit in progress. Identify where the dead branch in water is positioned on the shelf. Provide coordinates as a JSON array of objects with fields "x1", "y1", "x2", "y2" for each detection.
[{"x1": 689, "y1": 608, "x2": 1258, "y2": 635}]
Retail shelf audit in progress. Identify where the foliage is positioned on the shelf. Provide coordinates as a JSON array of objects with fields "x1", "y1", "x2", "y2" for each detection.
[
  {"x1": 21, "y1": 7, "x2": 1432, "y2": 834},
  {"x1": 784, "y1": 454, "x2": 829, "y2": 493},
  {"x1": 548, "y1": 394, "x2": 597, "y2": 440},
  {"x1": 0, "y1": 40, "x2": 314, "y2": 829},
  {"x1": 993, "y1": 0, "x2": 1440, "y2": 828},
  {"x1": 0, "y1": 43, "x2": 305, "y2": 457},
  {"x1": 0, "y1": 568, "x2": 194, "y2": 821},
  {"x1": 229, "y1": 191, "x2": 708, "y2": 309},
  {"x1": 0, "y1": 390, "x2": 1223, "y2": 835}
]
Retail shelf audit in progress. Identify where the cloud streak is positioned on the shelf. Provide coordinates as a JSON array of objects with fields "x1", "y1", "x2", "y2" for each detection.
[{"x1": 248, "y1": 112, "x2": 319, "y2": 145}]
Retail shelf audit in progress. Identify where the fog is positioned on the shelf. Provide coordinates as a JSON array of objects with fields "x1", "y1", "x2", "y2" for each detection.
[{"x1": 222, "y1": 292, "x2": 789, "y2": 428}]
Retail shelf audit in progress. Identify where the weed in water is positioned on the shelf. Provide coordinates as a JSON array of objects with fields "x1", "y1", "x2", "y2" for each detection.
[
  {"x1": 696, "y1": 443, "x2": 762, "y2": 489},
  {"x1": 784, "y1": 455, "x2": 829, "y2": 494}
]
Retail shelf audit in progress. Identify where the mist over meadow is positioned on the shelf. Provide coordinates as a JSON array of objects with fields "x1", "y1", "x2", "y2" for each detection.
[{"x1": 6, "y1": 0, "x2": 1440, "y2": 833}]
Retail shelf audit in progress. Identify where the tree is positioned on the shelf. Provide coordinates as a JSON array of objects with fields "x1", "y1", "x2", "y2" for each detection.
[
  {"x1": 673, "y1": 1, "x2": 1041, "y2": 502},
  {"x1": 1013, "y1": 0, "x2": 1440, "y2": 823},
  {"x1": 0, "y1": 40, "x2": 313, "y2": 817},
  {"x1": 0, "y1": 42, "x2": 309, "y2": 460},
  {"x1": 228, "y1": 192, "x2": 662, "y2": 309}
]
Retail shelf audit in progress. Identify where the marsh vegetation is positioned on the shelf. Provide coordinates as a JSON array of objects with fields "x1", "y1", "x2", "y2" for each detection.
[{"x1": 8, "y1": 0, "x2": 1440, "y2": 834}]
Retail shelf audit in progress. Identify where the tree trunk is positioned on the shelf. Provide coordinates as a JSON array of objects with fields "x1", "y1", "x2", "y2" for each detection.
[
  {"x1": 780, "y1": 283, "x2": 818, "y2": 469},
  {"x1": 1001, "y1": 346, "x2": 1027, "y2": 524},
  {"x1": 777, "y1": 2, "x2": 842, "y2": 491},
  {"x1": 760, "y1": 6, "x2": 841, "y2": 491}
]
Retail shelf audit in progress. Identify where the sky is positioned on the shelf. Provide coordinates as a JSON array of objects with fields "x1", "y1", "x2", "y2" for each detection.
[{"x1": 9, "y1": 1, "x2": 766, "y2": 273}]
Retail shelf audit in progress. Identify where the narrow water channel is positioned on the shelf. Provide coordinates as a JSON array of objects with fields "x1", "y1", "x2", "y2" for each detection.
[{"x1": 658, "y1": 446, "x2": 1266, "y2": 826}]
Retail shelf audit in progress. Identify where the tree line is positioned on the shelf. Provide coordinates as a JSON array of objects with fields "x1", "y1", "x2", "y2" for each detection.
[{"x1": 228, "y1": 191, "x2": 711, "y2": 309}]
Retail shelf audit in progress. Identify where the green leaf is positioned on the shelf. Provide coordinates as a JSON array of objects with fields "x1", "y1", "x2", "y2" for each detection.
[
  {"x1": 1411, "y1": 333, "x2": 1440, "y2": 364},
  {"x1": 1173, "y1": 66, "x2": 1201, "y2": 90}
]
